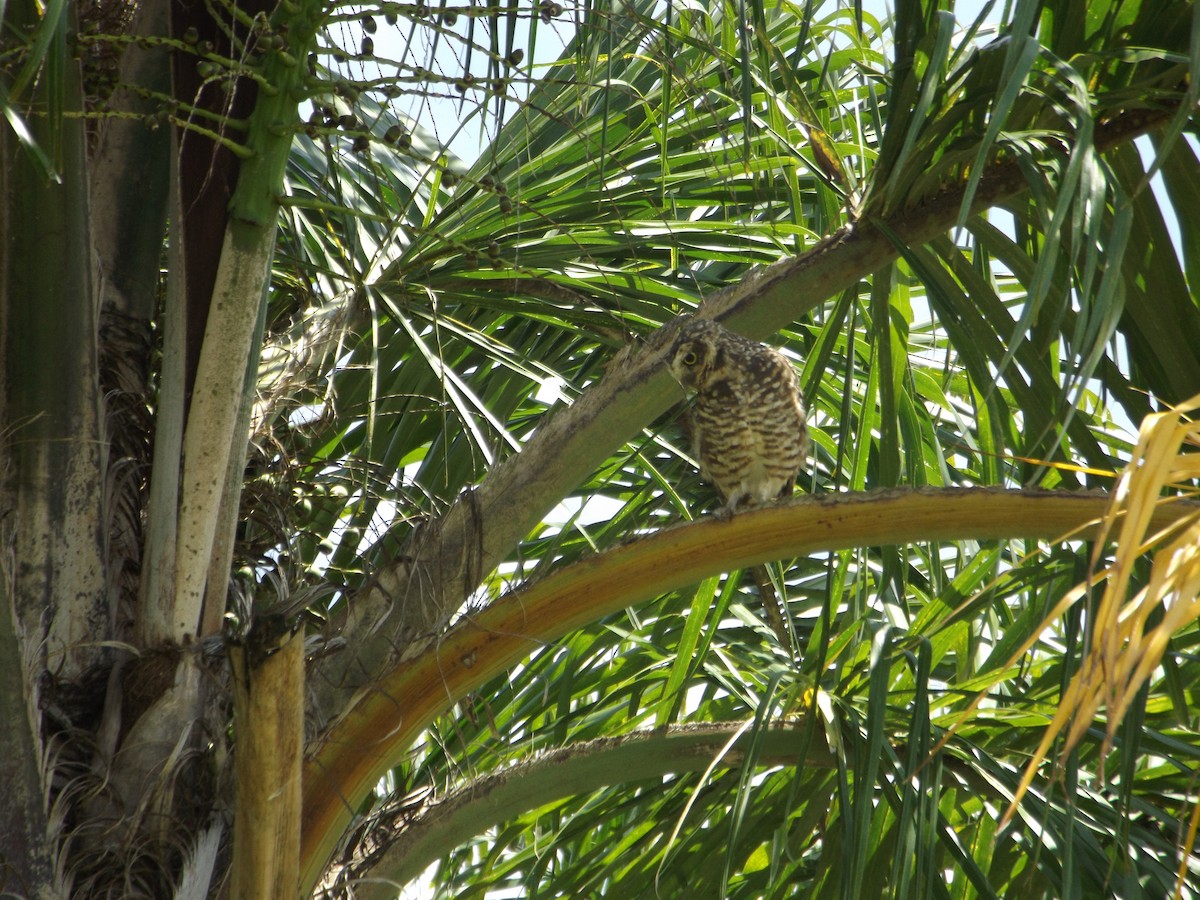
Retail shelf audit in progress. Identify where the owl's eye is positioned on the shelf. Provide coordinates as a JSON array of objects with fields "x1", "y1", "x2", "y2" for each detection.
[{"x1": 681, "y1": 350, "x2": 698, "y2": 366}]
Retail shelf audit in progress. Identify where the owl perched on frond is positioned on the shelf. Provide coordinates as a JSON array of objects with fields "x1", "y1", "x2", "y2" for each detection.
[{"x1": 669, "y1": 317, "x2": 808, "y2": 513}]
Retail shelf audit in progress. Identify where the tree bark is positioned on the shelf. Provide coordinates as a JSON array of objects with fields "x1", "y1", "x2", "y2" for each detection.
[
  {"x1": 229, "y1": 622, "x2": 304, "y2": 900},
  {"x1": 1, "y1": 0, "x2": 107, "y2": 683}
]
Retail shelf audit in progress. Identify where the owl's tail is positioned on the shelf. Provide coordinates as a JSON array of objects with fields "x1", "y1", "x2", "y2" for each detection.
[{"x1": 748, "y1": 564, "x2": 793, "y2": 654}]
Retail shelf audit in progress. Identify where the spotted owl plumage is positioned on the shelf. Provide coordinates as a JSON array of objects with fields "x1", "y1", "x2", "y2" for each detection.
[{"x1": 669, "y1": 318, "x2": 808, "y2": 512}]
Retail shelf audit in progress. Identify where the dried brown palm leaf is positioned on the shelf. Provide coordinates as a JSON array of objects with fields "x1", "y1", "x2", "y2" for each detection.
[{"x1": 999, "y1": 393, "x2": 1200, "y2": 841}]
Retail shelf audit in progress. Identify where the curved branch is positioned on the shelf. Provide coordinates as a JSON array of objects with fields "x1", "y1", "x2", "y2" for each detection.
[
  {"x1": 343, "y1": 721, "x2": 837, "y2": 899},
  {"x1": 299, "y1": 485, "x2": 1200, "y2": 892}
]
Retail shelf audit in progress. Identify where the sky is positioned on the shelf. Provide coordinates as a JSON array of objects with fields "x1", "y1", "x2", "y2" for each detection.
[{"x1": 349, "y1": 0, "x2": 1002, "y2": 165}]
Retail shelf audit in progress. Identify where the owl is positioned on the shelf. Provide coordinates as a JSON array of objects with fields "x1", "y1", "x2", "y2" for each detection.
[{"x1": 669, "y1": 318, "x2": 808, "y2": 513}]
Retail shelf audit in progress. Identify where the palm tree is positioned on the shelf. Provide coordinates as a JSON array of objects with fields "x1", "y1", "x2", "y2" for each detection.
[{"x1": 1, "y1": 0, "x2": 1197, "y2": 896}]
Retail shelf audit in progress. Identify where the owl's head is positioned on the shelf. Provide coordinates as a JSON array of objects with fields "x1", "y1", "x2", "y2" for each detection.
[{"x1": 668, "y1": 319, "x2": 722, "y2": 390}]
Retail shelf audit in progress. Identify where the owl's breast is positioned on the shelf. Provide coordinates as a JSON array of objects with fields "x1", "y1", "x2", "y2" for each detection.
[{"x1": 692, "y1": 388, "x2": 806, "y2": 508}]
